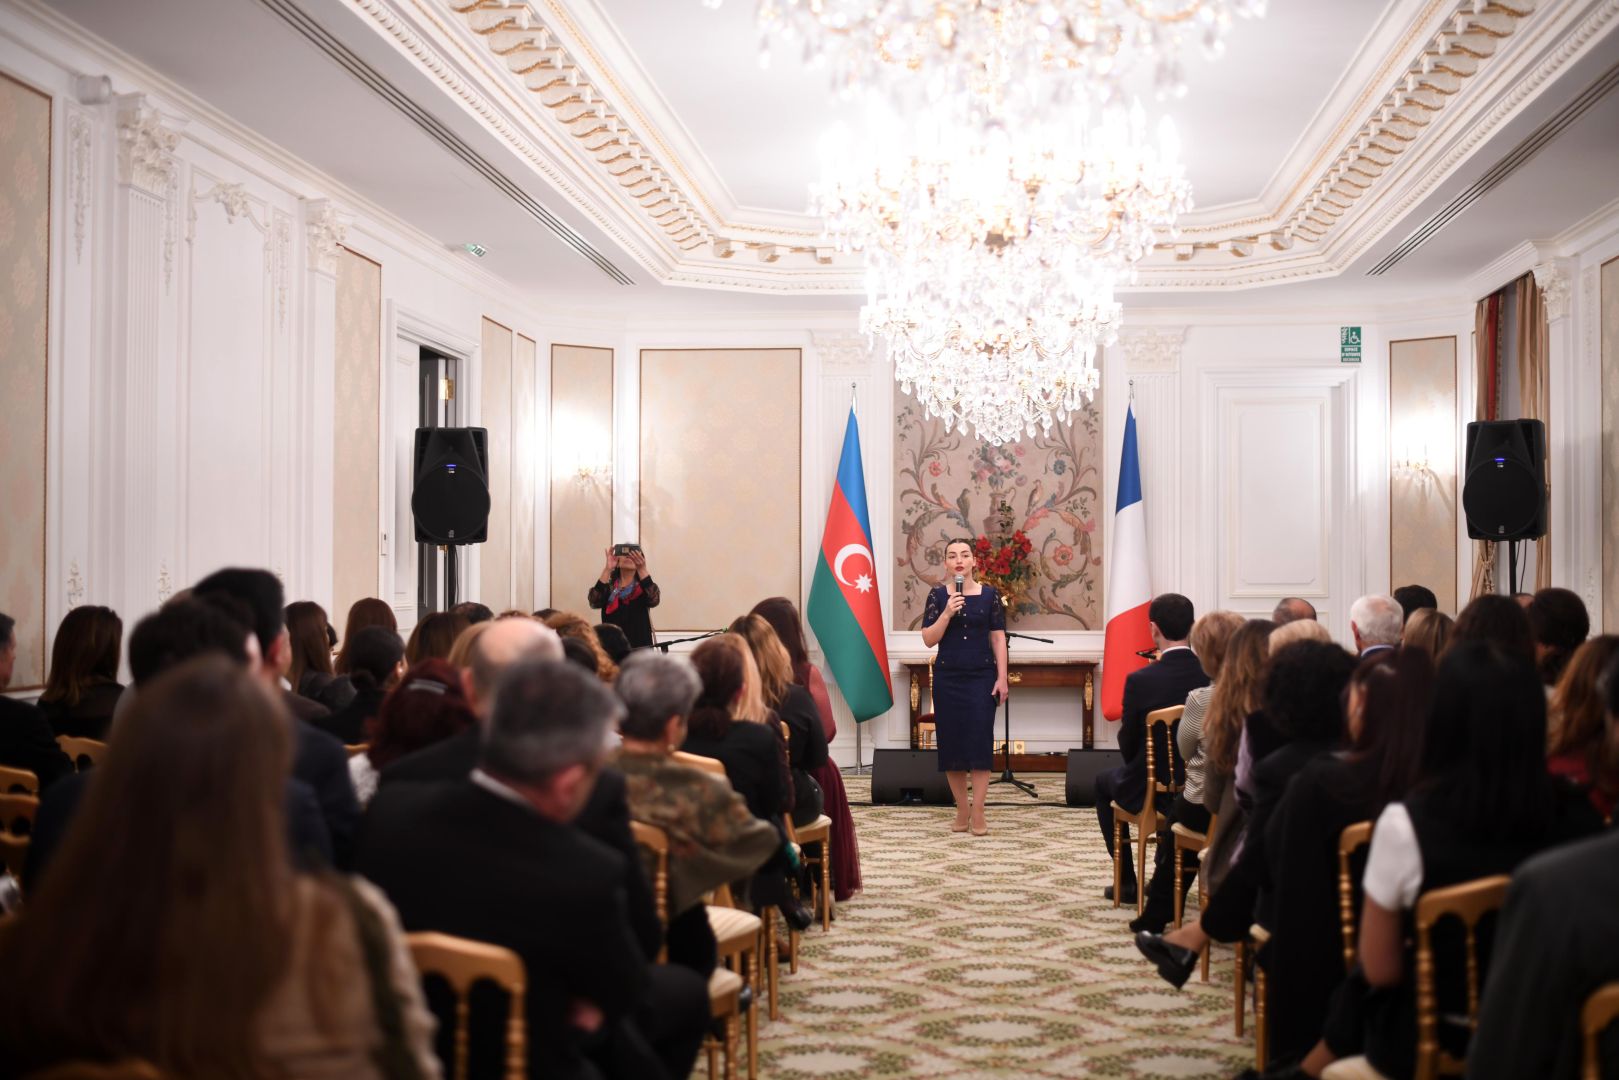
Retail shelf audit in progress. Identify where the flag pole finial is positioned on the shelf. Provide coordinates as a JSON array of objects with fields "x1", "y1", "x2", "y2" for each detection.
[
  {"x1": 1129, "y1": 378, "x2": 1135, "y2": 403},
  {"x1": 850, "y1": 381, "x2": 858, "y2": 416}
]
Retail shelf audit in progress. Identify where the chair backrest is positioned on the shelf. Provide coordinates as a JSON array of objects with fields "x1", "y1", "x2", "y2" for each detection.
[
  {"x1": 0, "y1": 765, "x2": 39, "y2": 797},
  {"x1": 629, "y1": 820, "x2": 671, "y2": 928},
  {"x1": 0, "y1": 793, "x2": 40, "y2": 879},
  {"x1": 344, "y1": 742, "x2": 370, "y2": 758},
  {"x1": 23, "y1": 1061, "x2": 167, "y2": 1080},
  {"x1": 56, "y1": 737, "x2": 107, "y2": 772},
  {"x1": 1144, "y1": 706, "x2": 1186, "y2": 796},
  {"x1": 1581, "y1": 982, "x2": 1619, "y2": 1080},
  {"x1": 1412, "y1": 874, "x2": 1511, "y2": 1080},
  {"x1": 406, "y1": 931, "x2": 526, "y2": 1080},
  {"x1": 1337, "y1": 820, "x2": 1374, "y2": 971},
  {"x1": 673, "y1": 750, "x2": 726, "y2": 777}
]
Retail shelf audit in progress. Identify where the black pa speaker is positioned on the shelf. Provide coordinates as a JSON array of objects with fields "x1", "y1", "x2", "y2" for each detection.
[
  {"x1": 869, "y1": 749, "x2": 953, "y2": 805},
  {"x1": 1462, "y1": 419, "x2": 1546, "y2": 541},
  {"x1": 1065, "y1": 748, "x2": 1124, "y2": 807},
  {"x1": 411, "y1": 427, "x2": 491, "y2": 544}
]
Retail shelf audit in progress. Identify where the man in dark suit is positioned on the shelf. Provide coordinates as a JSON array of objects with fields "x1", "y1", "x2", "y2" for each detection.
[
  {"x1": 358, "y1": 658, "x2": 708, "y2": 1080},
  {"x1": 193, "y1": 568, "x2": 358, "y2": 864},
  {"x1": 0, "y1": 611, "x2": 74, "y2": 790},
  {"x1": 1094, "y1": 593, "x2": 1209, "y2": 903}
]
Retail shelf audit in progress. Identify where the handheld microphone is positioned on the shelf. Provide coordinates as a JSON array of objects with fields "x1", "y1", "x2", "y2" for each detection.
[
  {"x1": 1135, "y1": 648, "x2": 1159, "y2": 660},
  {"x1": 953, "y1": 574, "x2": 965, "y2": 595}
]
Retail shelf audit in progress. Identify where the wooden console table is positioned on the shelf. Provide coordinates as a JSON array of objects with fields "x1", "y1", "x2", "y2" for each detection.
[{"x1": 903, "y1": 660, "x2": 1099, "y2": 758}]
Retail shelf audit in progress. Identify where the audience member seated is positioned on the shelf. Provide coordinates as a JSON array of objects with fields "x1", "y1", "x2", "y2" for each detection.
[
  {"x1": 1400, "y1": 607, "x2": 1453, "y2": 659},
  {"x1": 562, "y1": 634, "x2": 602, "y2": 674},
  {"x1": 1544, "y1": 635, "x2": 1619, "y2": 819},
  {"x1": 1131, "y1": 609, "x2": 1244, "y2": 933},
  {"x1": 613, "y1": 651, "x2": 779, "y2": 971},
  {"x1": 546, "y1": 610, "x2": 620, "y2": 681},
  {"x1": 27, "y1": 601, "x2": 335, "y2": 886},
  {"x1": 1273, "y1": 597, "x2": 1318, "y2": 624},
  {"x1": 730, "y1": 613, "x2": 830, "y2": 827},
  {"x1": 444, "y1": 619, "x2": 490, "y2": 670},
  {"x1": 1136, "y1": 639, "x2": 1356, "y2": 989},
  {"x1": 684, "y1": 634, "x2": 815, "y2": 931},
  {"x1": 1093, "y1": 593, "x2": 1210, "y2": 905},
  {"x1": 1349, "y1": 594, "x2": 1403, "y2": 658},
  {"x1": 450, "y1": 600, "x2": 494, "y2": 625},
  {"x1": 403, "y1": 610, "x2": 469, "y2": 666},
  {"x1": 1197, "y1": 620, "x2": 1277, "y2": 895},
  {"x1": 334, "y1": 597, "x2": 398, "y2": 675},
  {"x1": 319, "y1": 626, "x2": 405, "y2": 745},
  {"x1": 358, "y1": 657, "x2": 708, "y2": 1080},
  {"x1": 596, "y1": 622, "x2": 633, "y2": 666},
  {"x1": 0, "y1": 610, "x2": 74, "y2": 790},
  {"x1": 1303, "y1": 641, "x2": 1603, "y2": 1079},
  {"x1": 1391, "y1": 584, "x2": 1438, "y2": 624},
  {"x1": 195, "y1": 568, "x2": 359, "y2": 865},
  {"x1": 1529, "y1": 586, "x2": 1591, "y2": 687},
  {"x1": 349, "y1": 658, "x2": 476, "y2": 807},
  {"x1": 1467, "y1": 655, "x2": 1619, "y2": 1079},
  {"x1": 752, "y1": 595, "x2": 864, "y2": 901},
  {"x1": 286, "y1": 600, "x2": 356, "y2": 712},
  {"x1": 1450, "y1": 593, "x2": 1535, "y2": 662},
  {"x1": 36, "y1": 604, "x2": 124, "y2": 740},
  {"x1": 0, "y1": 656, "x2": 438, "y2": 1079}
]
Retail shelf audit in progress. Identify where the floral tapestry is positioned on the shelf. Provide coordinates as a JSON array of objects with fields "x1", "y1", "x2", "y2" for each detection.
[{"x1": 893, "y1": 389, "x2": 1105, "y2": 631}]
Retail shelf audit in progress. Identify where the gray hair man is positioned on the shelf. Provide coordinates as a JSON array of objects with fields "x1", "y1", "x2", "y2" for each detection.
[
  {"x1": 1272, "y1": 597, "x2": 1318, "y2": 625},
  {"x1": 1349, "y1": 594, "x2": 1403, "y2": 657},
  {"x1": 478, "y1": 657, "x2": 622, "y2": 821},
  {"x1": 615, "y1": 651, "x2": 702, "y2": 747}
]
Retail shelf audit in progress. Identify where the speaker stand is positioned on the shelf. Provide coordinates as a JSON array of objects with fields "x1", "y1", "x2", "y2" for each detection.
[
  {"x1": 445, "y1": 546, "x2": 459, "y2": 608},
  {"x1": 988, "y1": 631, "x2": 1050, "y2": 799}
]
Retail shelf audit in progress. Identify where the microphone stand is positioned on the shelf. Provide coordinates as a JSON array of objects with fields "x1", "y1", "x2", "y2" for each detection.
[
  {"x1": 989, "y1": 630, "x2": 1052, "y2": 798},
  {"x1": 653, "y1": 630, "x2": 724, "y2": 654}
]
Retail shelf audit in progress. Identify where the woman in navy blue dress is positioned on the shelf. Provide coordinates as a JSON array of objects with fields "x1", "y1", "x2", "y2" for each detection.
[{"x1": 922, "y1": 538, "x2": 1010, "y2": 835}]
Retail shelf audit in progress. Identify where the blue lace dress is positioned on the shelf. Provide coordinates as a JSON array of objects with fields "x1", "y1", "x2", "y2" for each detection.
[{"x1": 924, "y1": 585, "x2": 1004, "y2": 772}]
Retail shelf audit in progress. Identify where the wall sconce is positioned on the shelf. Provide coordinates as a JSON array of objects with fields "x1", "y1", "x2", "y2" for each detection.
[
  {"x1": 553, "y1": 411, "x2": 612, "y2": 490},
  {"x1": 1392, "y1": 411, "x2": 1450, "y2": 489}
]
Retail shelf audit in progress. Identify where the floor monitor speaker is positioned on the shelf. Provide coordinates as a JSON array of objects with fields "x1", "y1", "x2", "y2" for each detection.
[
  {"x1": 1462, "y1": 419, "x2": 1546, "y2": 541},
  {"x1": 869, "y1": 749, "x2": 953, "y2": 805},
  {"x1": 412, "y1": 427, "x2": 491, "y2": 544},
  {"x1": 1065, "y1": 748, "x2": 1124, "y2": 807}
]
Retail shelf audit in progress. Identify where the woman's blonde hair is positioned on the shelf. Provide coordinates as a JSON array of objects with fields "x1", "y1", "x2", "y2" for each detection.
[
  {"x1": 445, "y1": 620, "x2": 490, "y2": 671},
  {"x1": 1402, "y1": 608, "x2": 1454, "y2": 660},
  {"x1": 1204, "y1": 619, "x2": 1277, "y2": 775},
  {"x1": 1269, "y1": 617, "x2": 1332, "y2": 653},
  {"x1": 542, "y1": 611, "x2": 619, "y2": 681},
  {"x1": 727, "y1": 633, "x2": 768, "y2": 723},
  {"x1": 1189, "y1": 610, "x2": 1245, "y2": 681},
  {"x1": 727, "y1": 613, "x2": 794, "y2": 709}
]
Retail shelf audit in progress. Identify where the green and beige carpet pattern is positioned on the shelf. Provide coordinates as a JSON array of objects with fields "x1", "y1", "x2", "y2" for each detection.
[{"x1": 757, "y1": 774, "x2": 1253, "y2": 1079}]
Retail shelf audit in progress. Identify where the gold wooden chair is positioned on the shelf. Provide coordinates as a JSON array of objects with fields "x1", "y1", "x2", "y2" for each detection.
[
  {"x1": 1581, "y1": 982, "x2": 1619, "y2": 1080},
  {"x1": 405, "y1": 931, "x2": 526, "y2": 1080},
  {"x1": 1411, "y1": 875, "x2": 1510, "y2": 1079},
  {"x1": 344, "y1": 742, "x2": 370, "y2": 758},
  {"x1": 1338, "y1": 821, "x2": 1374, "y2": 970},
  {"x1": 779, "y1": 717, "x2": 834, "y2": 933},
  {"x1": 56, "y1": 737, "x2": 107, "y2": 772},
  {"x1": 1110, "y1": 705, "x2": 1184, "y2": 915},
  {"x1": 0, "y1": 765, "x2": 40, "y2": 796},
  {"x1": 0, "y1": 792, "x2": 39, "y2": 880},
  {"x1": 1171, "y1": 811, "x2": 1215, "y2": 981},
  {"x1": 1251, "y1": 924, "x2": 1271, "y2": 1072}
]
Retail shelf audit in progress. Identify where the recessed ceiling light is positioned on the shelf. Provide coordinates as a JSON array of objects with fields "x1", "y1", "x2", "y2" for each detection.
[{"x1": 463, "y1": 242, "x2": 488, "y2": 258}]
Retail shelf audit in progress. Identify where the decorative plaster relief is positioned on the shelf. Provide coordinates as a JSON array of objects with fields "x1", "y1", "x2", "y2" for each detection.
[
  {"x1": 67, "y1": 108, "x2": 91, "y2": 262},
  {"x1": 1533, "y1": 259, "x2": 1573, "y2": 322},
  {"x1": 66, "y1": 561, "x2": 85, "y2": 609},
  {"x1": 813, "y1": 332, "x2": 878, "y2": 372},
  {"x1": 114, "y1": 94, "x2": 177, "y2": 197},
  {"x1": 1118, "y1": 327, "x2": 1186, "y2": 373},
  {"x1": 303, "y1": 199, "x2": 349, "y2": 276}
]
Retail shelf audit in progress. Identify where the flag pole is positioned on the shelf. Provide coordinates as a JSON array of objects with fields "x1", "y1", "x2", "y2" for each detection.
[{"x1": 850, "y1": 381, "x2": 868, "y2": 774}]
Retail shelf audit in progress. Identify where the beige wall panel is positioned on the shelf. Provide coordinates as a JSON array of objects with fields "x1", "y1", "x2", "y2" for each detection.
[
  {"x1": 550, "y1": 345, "x2": 614, "y2": 613},
  {"x1": 0, "y1": 75, "x2": 50, "y2": 688},
  {"x1": 640, "y1": 349, "x2": 801, "y2": 632},
  {"x1": 1603, "y1": 258, "x2": 1619, "y2": 631},
  {"x1": 480, "y1": 319, "x2": 513, "y2": 606},
  {"x1": 512, "y1": 334, "x2": 537, "y2": 612},
  {"x1": 1389, "y1": 336, "x2": 1459, "y2": 614},
  {"x1": 332, "y1": 248, "x2": 381, "y2": 628}
]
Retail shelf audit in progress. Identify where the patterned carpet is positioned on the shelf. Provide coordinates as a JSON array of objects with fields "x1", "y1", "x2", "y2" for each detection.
[{"x1": 756, "y1": 773, "x2": 1254, "y2": 1080}]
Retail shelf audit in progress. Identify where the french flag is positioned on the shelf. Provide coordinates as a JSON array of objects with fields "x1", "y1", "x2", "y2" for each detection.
[{"x1": 1101, "y1": 404, "x2": 1153, "y2": 722}]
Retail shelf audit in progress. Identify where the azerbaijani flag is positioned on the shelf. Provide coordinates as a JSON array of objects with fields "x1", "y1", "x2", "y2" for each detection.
[
  {"x1": 807, "y1": 407, "x2": 893, "y2": 722},
  {"x1": 1101, "y1": 404, "x2": 1154, "y2": 722}
]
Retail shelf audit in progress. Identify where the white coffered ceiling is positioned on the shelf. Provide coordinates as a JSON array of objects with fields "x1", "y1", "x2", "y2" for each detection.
[{"x1": 34, "y1": 0, "x2": 1619, "y2": 316}]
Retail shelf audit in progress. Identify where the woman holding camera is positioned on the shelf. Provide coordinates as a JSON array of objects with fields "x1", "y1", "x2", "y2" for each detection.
[{"x1": 589, "y1": 543, "x2": 660, "y2": 650}]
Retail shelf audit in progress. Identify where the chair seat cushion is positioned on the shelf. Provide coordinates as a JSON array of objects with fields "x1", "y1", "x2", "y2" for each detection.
[
  {"x1": 1170, "y1": 822, "x2": 1208, "y2": 846},
  {"x1": 795, "y1": 814, "x2": 833, "y2": 842},
  {"x1": 708, "y1": 965, "x2": 744, "y2": 1014},
  {"x1": 1321, "y1": 1055, "x2": 1390, "y2": 1080},
  {"x1": 707, "y1": 905, "x2": 763, "y2": 949}
]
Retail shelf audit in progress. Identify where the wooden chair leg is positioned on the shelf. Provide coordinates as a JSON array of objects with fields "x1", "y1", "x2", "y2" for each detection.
[
  {"x1": 819, "y1": 839, "x2": 832, "y2": 932},
  {"x1": 1173, "y1": 845, "x2": 1186, "y2": 929},
  {"x1": 766, "y1": 910, "x2": 781, "y2": 1022},
  {"x1": 1234, "y1": 940, "x2": 1247, "y2": 1037},
  {"x1": 707, "y1": 1038, "x2": 719, "y2": 1080},
  {"x1": 1136, "y1": 812, "x2": 1150, "y2": 916},
  {"x1": 1111, "y1": 815, "x2": 1123, "y2": 908},
  {"x1": 1200, "y1": 938, "x2": 1210, "y2": 983},
  {"x1": 1255, "y1": 962, "x2": 1269, "y2": 1072},
  {"x1": 724, "y1": 1011, "x2": 739, "y2": 1080}
]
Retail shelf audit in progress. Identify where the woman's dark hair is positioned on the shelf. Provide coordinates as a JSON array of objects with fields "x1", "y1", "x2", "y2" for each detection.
[
  {"x1": 283, "y1": 601, "x2": 333, "y2": 691},
  {"x1": 1346, "y1": 647, "x2": 1435, "y2": 805},
  {"x1": 687, "y1": 635, "x2": 746, "y2": 740},
  {"x1": 1418, "y1": 641, "x2": 1554, "y2": 840},
  {"x1": 1261, "y1": 639, "x2": 1356, "y2": 743},
  {"x1": 751, "y1": 597, "x2": 812, "y2": 686},
  {"x1": 594, "y1": 623, "x2": 632, "y2": 666},
  {"x1": 367, "y1": 658, "x2": 476, "y2": 769},
  {"x1": 1547, "y1": 635, "x2": 1619, "y2": 800},
  {"x1": 335, "y1": 598, "x2": 397, "y2": 674},
  {"x1": 39, "y1": 606, "x2": 123, "y2": 706},
  {"x1": 343, "y1": 626, "x2": 404, "y2": 693},
  {"x1": 1529, "y1": 587, "x2": 1591, "y2": 685},
  {"x1": 533, "y1": 608, "x2": 558, "y2": 620},
  {"x1": 561, "y1": 636, "x2": 599, "y2": 674},
  {"x1": 404, "y1": 611, "x2": 470, "y2": 665},
  {"x1": 1451, "y1": 594, "x2": 1534, "y2": 663},
  {"x1": 451, "y1": 601, "x2": 495, "y2": 626}
]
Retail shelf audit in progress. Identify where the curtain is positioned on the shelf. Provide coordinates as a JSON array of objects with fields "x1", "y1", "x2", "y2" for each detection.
[
  {"x1": 1469, "y1": 292, "x2": 1503, "y2": 600},
  {"x1": 1515, "y1": 273, "x2": 1552, "y2": 590}
]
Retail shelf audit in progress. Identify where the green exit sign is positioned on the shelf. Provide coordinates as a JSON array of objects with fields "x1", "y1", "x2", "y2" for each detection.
[{"x1": 1340, "y1": 326, "x2": 1362, "y2": 363}]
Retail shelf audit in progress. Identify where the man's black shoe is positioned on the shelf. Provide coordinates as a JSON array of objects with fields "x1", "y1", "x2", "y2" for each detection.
[
  {"x1": 1102, "y1": 884, "x2": 1138, "y2": 904},
  {"x1": 1134, "y1": 931, "x2": 1198, "y2": 989},
  {"x1": 1129, "y1": 912, "x2": 1168, "y2": 934},
  {"x1": 781, "y1": 899, "x2": 815, "y2": 932}
]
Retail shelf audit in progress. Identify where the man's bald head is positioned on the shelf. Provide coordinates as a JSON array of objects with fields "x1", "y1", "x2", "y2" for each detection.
[
  {"x1": 1272, "y1": 597, "x2": 1317, "y2": 625},
  {"x1": 465, "y1": 617, "x2": 562, "y2": 718}
]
